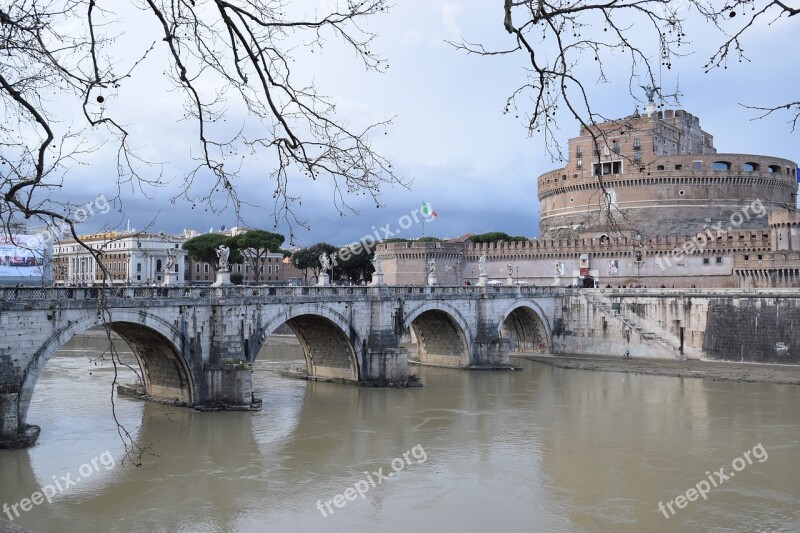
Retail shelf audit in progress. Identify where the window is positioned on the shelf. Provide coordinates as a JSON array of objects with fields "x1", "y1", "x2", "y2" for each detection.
[
  {"x1": 675, "y1": 164, "x2": 683, "y2": 171},
  {"x1": 768, "y1": 164, "x2": 781, "y2": 173},
  {"x1": 657, "y1": 165, "x2": 665, "y2": 171},
  {"x1": 204, "y1": 264, "x2": 209, "y2": 273},
  {"x1": 633, "y1": 138, "x2": 641, "y2": 150},
  {"x1": 137, "y1": 263, "x2": 142, "y2": 272},
  {"x1": 744, "y1": 255, "x2": 749, "y2": 260},
  {"x1": 693, "y1": 161, "x2": 701, "y2": 171},
  {"x1": 593, "y1": 161, "x2": 623, "y2": 176},
  {"x1": 633, "y1": 152, "x2": 641, "y2": 163},
  {"x1": 576, "y1": 159, "x2": 582, "y2": 169},
  {"x1": 612, "y1": 140, "x2": 620, "y2": 153},
  {"x1": 743, "y1": 162, "x2": 759, "y2": 171},
  {"x1": 703, "y1": 258, "x2": 710, "y2": 265},
  {"x1": 712, "y1": 161, "x2": 731, "y2": 171},
  {"x1": 716, "y1": 257, "x2": 722, "y2": 264},
  {"x1": 196, "y1": 264, "x2": 200, "y2": 273},
  {"x1": 156, "y1": 259, "x2": 162, "y2": 272},
  {"x1": 576, "y1": 146, "x2": 582, "y2": 157},
  {"x1": 268, "y1": 265, "x2": 273, "y2": 274}
]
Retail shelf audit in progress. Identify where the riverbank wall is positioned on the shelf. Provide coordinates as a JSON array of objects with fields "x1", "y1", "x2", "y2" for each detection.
[{"x1": 554, "y1": 289, "x2": 800, "y2": 364}]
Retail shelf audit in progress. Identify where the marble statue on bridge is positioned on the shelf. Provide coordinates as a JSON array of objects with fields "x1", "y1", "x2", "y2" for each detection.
[{"x1": 216, "y1": 245, "x2": 230, "y2": 272}]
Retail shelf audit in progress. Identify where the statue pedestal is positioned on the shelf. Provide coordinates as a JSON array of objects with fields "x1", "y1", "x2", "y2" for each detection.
[
  {"x1": 506, "y1": 276, "x2": 514, "y2": 286},
  {"x1": 212, "y1": 270, "x2": 231, "y2": 287},
  {"x1": 476, "y1": 273, "x2": 489, "y2": 287},
  {"x1": 427, "y1": 274, "x2": 438, "y2": 286},
  {"x1": 317, "y1": 273, "x2": 330, "y2": 287},
  {"x1": 164, "y1": 271, "x2": 179, "y2": 286},
  {"x1": 370, "y1": 272, "x2": 384, "y2": 286}
]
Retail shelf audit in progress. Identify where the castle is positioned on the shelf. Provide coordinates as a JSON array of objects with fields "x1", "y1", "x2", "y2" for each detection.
[{"x1": 379, "y1": 103, "x2": 800, "y2": 288}]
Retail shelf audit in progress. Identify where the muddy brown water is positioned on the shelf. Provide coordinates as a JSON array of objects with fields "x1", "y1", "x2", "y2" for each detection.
[{"x1": 1, "y1": 334, "x2": 798, "y2": 532}]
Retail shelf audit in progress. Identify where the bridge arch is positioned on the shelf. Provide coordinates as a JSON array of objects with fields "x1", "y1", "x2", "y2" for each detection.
[
  {"x1": 402, "y1": 302, "x2": 472, "y2": 367},
  {"x1": 498, "y1": 300, "x2": 552, "y2": 354},
  {"x1": 255, "y1": 305, "x2": 361, "y2": 382},
  {"x1": 19, "y1": 310, "x2": 195, "y2": 425}
]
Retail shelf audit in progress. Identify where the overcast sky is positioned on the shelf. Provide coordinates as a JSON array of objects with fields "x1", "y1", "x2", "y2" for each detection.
[{"x1": 60, "y1": 1, "x2": 800, "y2": 247}]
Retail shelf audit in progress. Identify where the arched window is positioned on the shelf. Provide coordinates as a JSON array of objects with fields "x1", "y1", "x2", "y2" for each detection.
[
  {"x1": 768, "y1": 164, "x2": 782, "y2": 173},
  {"x1": 743, "y1": 162, "x2": 759, "y2": 171},
  {"x1": 657, "y1": 165, "x2": 665, "y2": 170},
  {"x1": 156, "y1": 259, "x2": 162, "y2": 272},
  {"x1": 712, "y1": 161, "x2": 731, "y2": 171}
]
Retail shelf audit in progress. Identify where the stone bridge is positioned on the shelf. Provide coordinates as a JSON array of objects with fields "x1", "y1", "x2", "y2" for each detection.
[{"x1": 0, "y1": 285, "x2": 558, "y2": 448}]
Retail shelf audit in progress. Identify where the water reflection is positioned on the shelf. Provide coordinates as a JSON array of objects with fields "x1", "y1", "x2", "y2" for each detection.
[{"x1": 1, "y1": 335, "x2": 798, "y2": 532}]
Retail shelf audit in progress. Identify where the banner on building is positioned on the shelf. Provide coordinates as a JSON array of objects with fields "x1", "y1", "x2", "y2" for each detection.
[{"x1": 0, "y1": 235, "x2": 46, "y2": 278}]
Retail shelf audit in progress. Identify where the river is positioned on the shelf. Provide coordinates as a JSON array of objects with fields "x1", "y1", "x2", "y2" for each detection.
[{"x1": 1, "y1": 334, "x2": 798, "y2": 532}]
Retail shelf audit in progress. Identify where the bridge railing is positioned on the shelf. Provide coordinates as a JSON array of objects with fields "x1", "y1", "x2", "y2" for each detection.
[{"x1": 0, "y1": 284, "x2": 554, "y2": 301}]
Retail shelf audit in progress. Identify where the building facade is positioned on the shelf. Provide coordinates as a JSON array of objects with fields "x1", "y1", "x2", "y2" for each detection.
[
  {"x1": 53, "y1": 232, "x2": 186, "y2": 285},
  {"x1": 538, "y1": 108, "x2": 797, "y2": 238},
  {"x1": 379, "y1": 106, "x2": 800, "y2": 289}
]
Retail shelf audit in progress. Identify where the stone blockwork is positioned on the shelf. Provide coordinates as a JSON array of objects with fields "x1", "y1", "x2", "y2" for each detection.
[
  {"x1": 557, "y1": 288, "x2": 800, "y2": 365},
  {"x1": 703, "y1": 297, "x2": 800, "y2": 364}
]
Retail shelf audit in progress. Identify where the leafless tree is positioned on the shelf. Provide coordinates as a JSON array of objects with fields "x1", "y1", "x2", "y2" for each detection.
[
  {"x1": 1, "y1": 0, "x2": 402, "y2": 243},
  {"x1": 1, "y1": 0, "x2": 399, "y2": 462},
  {"x1": 696, "y1": 1, "x2": 799, "y2": 131}
]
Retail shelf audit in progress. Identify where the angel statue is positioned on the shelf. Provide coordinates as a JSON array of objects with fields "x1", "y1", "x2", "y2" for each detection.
[
  {"x1": 640, "y1": 84, "x2": 660, "y2": 103},
  {"x1": 428, "y1": 258, "x2": 436, "y2": 274},
  {"x1": 216, "y1": 245, "x2": 230, "y2": 271},
  {"x1": 478, "y1": 254, "x2": 487, "y2": 275},
  {"x1": 371, "y1": 252, "x2": 382, "y2": 273},
  {"x1": 319, "y1": 252, "x2": 332, "y2": 273}
]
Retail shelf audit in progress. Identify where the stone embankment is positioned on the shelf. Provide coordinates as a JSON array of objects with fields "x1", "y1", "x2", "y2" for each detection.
[{"x1": 519, "y1": 354, "x2": 800, "y2": 385}]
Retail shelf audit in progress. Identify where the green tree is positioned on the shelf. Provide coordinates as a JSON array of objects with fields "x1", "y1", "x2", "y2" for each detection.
[
  {"x1": 336, "y1": 243, "x2": 376, "y2": 283},
  {"x1": 234, "y1": 230, "x2": 286, "y2": 284},
  {"x1": 471, "y1": 232, "x2": 528, "y2": 244},
  {"x1": 292, "y1": 243, "x2": 337, "y2": 284},
  {"x1": 182, "y1": 234, "x2": 243, "y2": 272}
]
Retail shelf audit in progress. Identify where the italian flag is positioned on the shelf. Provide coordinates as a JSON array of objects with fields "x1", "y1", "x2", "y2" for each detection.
[{"x1": 421, "y1": 202, "x2": 438, "y2": 218}]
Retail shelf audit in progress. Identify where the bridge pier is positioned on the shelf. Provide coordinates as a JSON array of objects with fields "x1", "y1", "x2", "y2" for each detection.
[
  {"x1": 0, "y1": 391, "x2": 39, "y2": 449},
  {"x1": 361, "y1": 347, "x2": 412, "y2": 385},
  {"x1": 202, "y1": 363, "x2": 257, "y2": 410},
  {"x1": 472, "y1": 338, "x2": 512, "y2": 367}
]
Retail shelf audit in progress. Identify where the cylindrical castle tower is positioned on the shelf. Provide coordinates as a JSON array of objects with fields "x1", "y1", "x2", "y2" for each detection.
[{"x1": 538, "y1": 108, "x2": 798, "y2": 238}]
